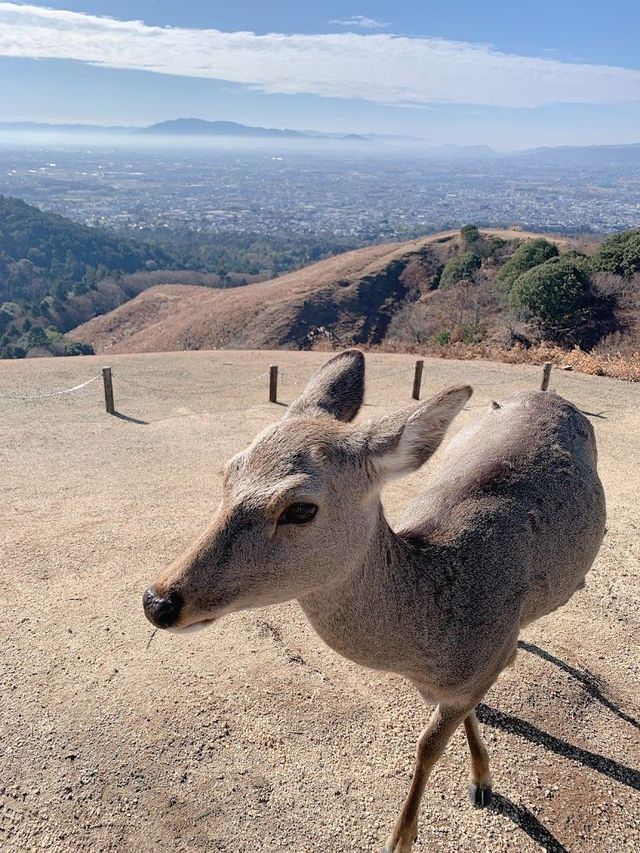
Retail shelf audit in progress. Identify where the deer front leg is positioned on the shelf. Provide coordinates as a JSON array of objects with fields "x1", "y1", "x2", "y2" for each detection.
[
  {"x1": 464, "y1": 709, "x2": 493, "y2": 807},
  {"x1": 383, "y1": 703, "x2": 471, "y2": 853}
]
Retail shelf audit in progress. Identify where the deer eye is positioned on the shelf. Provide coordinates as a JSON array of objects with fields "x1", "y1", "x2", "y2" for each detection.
[{"x1": 278, "y1": 502, "x2": 318, "y2": 526}]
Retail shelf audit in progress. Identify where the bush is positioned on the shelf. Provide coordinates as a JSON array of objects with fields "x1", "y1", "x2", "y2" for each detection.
[
  {"x1": 495, "y1": 238, "x2": 559, "y2": 294},
  {"x1": 509, "y1": 256, "x2": 602, "y2": 345},
  {"x1": 590, "y1": 229, "x2": 640, "y2": 277},
  {"x1": 440, "y1": 251, "x2": 481, "y2": 289},
  {"x1": 63, "y1": 340, "x2": 95, "y2": 356},
  {"x1": 433, "y1": 329, "x2": 452, "y2": 345},
  {"x1": 460, "y1": 224, "x2": 480, "y2": 245}
]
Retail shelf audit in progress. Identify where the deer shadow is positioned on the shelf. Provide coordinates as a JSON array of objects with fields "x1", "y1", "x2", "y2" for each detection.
[
  {"x1": 476, "y1": 702, "x2": 639, "y2": 791},
  {"x1": 579, "y1": 409, "x2": 608, "y2": 419},
  {"x1": 474, "y1": 642, "x2": 639, "y2": 850},
  {"x1": 518, "y1": 640, "x2": 639, "y2": 731}
]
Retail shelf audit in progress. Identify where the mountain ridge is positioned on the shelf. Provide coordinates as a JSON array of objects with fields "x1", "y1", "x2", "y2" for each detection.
[
  {"x1": 2, "y1": 120, "x2": 640, "y2": 162},
  {"x1": 137, "y1": 117, "x2": 369, "y2": 141}
]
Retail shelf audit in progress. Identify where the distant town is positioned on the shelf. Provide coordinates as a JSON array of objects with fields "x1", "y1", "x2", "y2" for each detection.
[{"x1": 2, "y1": 140, "x2": 639, "y2": 240}]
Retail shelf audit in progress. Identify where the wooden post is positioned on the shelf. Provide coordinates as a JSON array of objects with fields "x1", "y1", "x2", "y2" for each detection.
[
  {"x1": 102, "y1": 366, "x2": 115, "y2": 414},
  {"x1": 412, "y1": 359, "x2": 424, "y2": 400},
  {"x1": 269, "y1": 365, "x2": 278, "y2": 403},
  {"x1": 541, "y1": 361, "x2": 552, "y2": 391}
]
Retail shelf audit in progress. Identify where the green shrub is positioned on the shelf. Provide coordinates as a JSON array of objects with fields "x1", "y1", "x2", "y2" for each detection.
[
  {"x1": 590, "y1": 229, "x2": 640, "y2": 277},
  {"x1": 495, "y1": 239, "x2": 559, "y2": 294},
  {"x1": 440, "y1": 252, "x2": 481, "y2": 289},
  {"x1": 509, "y1": 256, "x2": 596, "y2": 343},
  {"x1": 460, "y1": 224, "x2": 480, "y2": 245},
  {"x1": 63, "y1": 340, "x2": 94, "y2": 356},
  {"x1": 433, "y1": 329, "x2": 452, "y2": 345},
  {"x1": 26, "y1": 326, "x2": 48, "y2": 349}
]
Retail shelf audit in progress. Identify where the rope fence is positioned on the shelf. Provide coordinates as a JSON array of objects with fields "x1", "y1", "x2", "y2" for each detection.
[
  {"x1": 0, "y1": 359, "x2": 561, "y2": 414},
  {"x1": 0, "y1": 374, "x2": 102, "y2": 402}
]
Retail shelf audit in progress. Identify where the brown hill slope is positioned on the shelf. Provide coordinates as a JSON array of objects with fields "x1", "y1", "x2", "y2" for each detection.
[{"x1": 69, "y1": 229, "x2": 569, "y2": 354}]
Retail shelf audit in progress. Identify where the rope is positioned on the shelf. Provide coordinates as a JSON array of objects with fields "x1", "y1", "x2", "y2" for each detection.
[
  {"x1": 114, "y1": 370, "x2": 269, "y2": 397},
  {"x1": 0, "y1": 375, "x2": 101, "y2": 401},
  {"x1": 2, "y1": 363, "x2": 635, "y2": 414}
]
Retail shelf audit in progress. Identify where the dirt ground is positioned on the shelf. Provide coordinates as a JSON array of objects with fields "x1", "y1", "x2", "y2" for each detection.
[{"x1": 1, "y1": 350, "x2": 638, "y2": 853}]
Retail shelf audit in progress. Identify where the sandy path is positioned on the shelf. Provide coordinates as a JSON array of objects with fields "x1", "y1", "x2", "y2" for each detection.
[{"x1": 1, "y1": 350, "x2": 638, "y2": 852}]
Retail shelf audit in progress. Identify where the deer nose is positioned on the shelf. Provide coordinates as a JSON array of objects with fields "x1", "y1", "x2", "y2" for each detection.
[{"x1": 142, "y1": 588, "x2": 183, "y2": 629}]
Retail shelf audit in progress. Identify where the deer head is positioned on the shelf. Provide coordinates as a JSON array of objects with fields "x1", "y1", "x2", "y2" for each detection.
[{"x1": 142, "y1": 351, "x2": 471, "y2": 631}]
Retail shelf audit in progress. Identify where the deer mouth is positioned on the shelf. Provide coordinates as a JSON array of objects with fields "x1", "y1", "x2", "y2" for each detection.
[
  {"x1": 167, "y1": 601, "x2": 239, "y2": 633},
  {"x1": 170, "y1": 618, "x2": 216, "y2": 635},
  {"x1": 167, "y1": 615, "x2": 217, "y2": 634}
]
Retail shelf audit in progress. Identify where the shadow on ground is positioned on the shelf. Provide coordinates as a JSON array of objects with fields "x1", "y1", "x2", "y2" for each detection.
[
  {"x1": 475, "y1": 642, "x2": 639, "y2": 849},
  {"x1": 487, "y1": 793, "x2": 569, "y2": 852},
  {"x1": 112, "y1": 410, "x2": 149, "y2": 425},
  {"x1": 518, "y1": 641, "x2": 639, "y2": 731}
]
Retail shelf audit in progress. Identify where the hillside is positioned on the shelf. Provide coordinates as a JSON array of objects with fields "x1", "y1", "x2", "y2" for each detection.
[
  {"x1": 0, "y1": 195, "x2": 365, "y2": 359},
  {"x1": 68, "y1": 228, "x2": 572, "y2": 354},
  {"x1": 0, "y1": 195, "x2": 178, "y2": 356},
  {"x1": 69, "y1": 226, "x2": 640, "y2": 380}
]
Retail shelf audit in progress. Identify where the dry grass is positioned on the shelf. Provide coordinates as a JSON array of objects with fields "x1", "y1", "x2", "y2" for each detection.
[
  {"x1": 378, "y1": 341, "x2": 640, "y2": 382},
  {"x1": 67, "y1": 227, "x2": 640, "y2": 384}
]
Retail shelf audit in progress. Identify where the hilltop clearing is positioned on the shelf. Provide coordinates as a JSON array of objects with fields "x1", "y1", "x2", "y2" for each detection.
[{"x1": 1, "y1": 350, "x2": 638, "y2": 852}]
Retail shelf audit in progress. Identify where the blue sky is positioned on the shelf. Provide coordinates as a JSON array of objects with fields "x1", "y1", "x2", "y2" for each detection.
[{"x1": 1, "y1": 1, "x2": 639, "y2": 148}]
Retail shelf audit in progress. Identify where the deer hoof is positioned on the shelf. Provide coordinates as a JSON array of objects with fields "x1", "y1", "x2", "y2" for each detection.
[{"x1": 468, "y1": 783, "x2": 492, "y2": 808}]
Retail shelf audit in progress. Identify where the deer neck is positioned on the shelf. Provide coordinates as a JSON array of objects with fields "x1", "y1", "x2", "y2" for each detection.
[{"x1": 298, "y1": 502, "x2": 427, "y2": 676}]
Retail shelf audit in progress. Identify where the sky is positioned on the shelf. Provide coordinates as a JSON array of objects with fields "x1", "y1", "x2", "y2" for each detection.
[{"x1": 0, "y1": 1, "x2": 639, "y2": 148}]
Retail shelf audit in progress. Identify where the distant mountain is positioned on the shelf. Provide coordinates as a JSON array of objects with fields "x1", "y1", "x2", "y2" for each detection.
[
  {"x1": 139, "y1": 118, "x2": 306, "y2": 138},
  {"x1": 362, "y1": 135, "x2": 499, "y2": 157},
  {"x1": 517, "y1": 143, "x2": 640, "y2": 166},
  {"x1": 138, "y1": 118, "x2": 369, "y2": 142},
  {"x1": 1, "y1": 119, "x2": 638, "y2": 162},
  {"x1": 0, "y1": 118, "x2": 369, "y2": 142}
]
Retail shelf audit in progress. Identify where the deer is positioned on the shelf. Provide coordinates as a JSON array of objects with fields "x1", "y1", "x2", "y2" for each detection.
[{"x1": 143, "y1": 350, "x2": 606, "y2": 852}]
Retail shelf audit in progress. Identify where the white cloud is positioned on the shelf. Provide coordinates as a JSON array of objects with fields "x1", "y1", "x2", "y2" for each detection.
[
  {"x1": 329, "y1": 15, "x2": 389, "y2": 30},
  {"x1": 1, "y1": 2, "x2": 640, "y2": 109}
]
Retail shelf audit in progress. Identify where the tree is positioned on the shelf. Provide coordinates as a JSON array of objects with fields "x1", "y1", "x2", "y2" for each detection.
[
  {"x1": 63, "y1": 340, "x2": 94, "y2": 356},
  {"x1": 26, "y1": 326, "x2": 48, "y2": 349},
  {"x1": 508, "y1": 256, "x2": 600, "y2": 345},
  {"x1": 495, "y1": 238, "x2": 559, "y2": 294},
  {"x1": 590, "y1": 229, "x2": 640, "y2": 277},
  {"x1": 460, "y1": 224, "x2": 480, "y2": 245},
  {"x1": 440, "y1": 251, "x2": 481, "y2": 289}
]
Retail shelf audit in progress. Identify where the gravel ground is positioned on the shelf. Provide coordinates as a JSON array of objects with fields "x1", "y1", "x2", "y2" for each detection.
[{"x1": 1, "y1": 350, "x2": 638, "y2": 853}]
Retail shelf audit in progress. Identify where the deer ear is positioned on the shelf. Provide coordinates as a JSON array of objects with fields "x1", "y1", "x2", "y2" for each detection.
[
  {"x1": 365, "y1": 385, "x2": 472, "y2": 479},
  {"x1": 287, "y1": 350, "x2": 365, "y2": 422}
]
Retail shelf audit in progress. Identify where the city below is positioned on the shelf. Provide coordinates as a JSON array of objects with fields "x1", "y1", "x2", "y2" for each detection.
[{"x1": 2, "y1": 138, "x2": 639, "y2": 241}]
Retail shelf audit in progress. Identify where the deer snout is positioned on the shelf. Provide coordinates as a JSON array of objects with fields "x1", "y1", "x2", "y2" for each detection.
[{"x1": 142, "y1": 587, "x2": 183, "y2": 629}]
